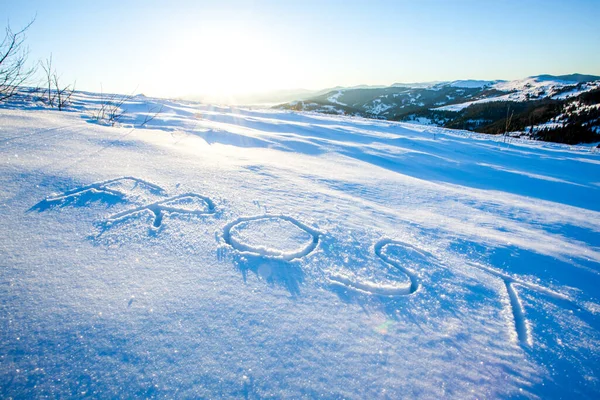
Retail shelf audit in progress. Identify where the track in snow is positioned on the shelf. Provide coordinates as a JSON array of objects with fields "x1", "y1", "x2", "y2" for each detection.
[
  {"x1": 328, "y1": 239, "x2": 424, "y2": 297},
  {"x1": 99, "y1": 193, "x2": 216, "y2": 232},
  {"x1": 222, "y1": 215, "x2": 320, "y2": 261},
  {"x1": 28, "y1": 176, "x2": 581, "y2": 349},
  {"x1": 468, "y1": 261, "x2": 570, "y2": 347},
  {"x1": 30, "y1": 176, "x2": 166, "y2": 212}
]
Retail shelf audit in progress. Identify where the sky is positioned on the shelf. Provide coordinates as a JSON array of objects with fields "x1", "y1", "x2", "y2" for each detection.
[{"x1": 2, "y1": 0, "x2": 600, "y2": 100}]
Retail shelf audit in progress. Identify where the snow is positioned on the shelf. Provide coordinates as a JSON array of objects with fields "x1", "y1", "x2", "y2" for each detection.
[
  {"x1": 367, "y1": 98, "x2": 392, "y2": 115},
  {"x1": 319, "y1": 104, "x2": 344, "y2": 114},
  {"x1": 526, "y1": 120, "x2": 564, "y2": 133},
  {"x1": 448, "y1": 79, "x2": 498, "y2": 88},
  {"x1": 433, "y1": 76, "x2": 600, "y2": 112},
  {"x1": 491, "y1": 76, "x2": 598, "y2": 101},
  {"x1": 327, "y1": 90, "x2": 347, "y2": 106},
  {"x1": 407, "y1": 116, "x2": 436, "y2": 126},
  {"x1": 223, "y1": 215, "x2": 319, "y2": 261},
  {"x1": 391, "y1": 81, "x2": 443, "y2": 89},
  {"x1": 432, "y1": 94, "x2": 512, "y2": 111},
  {"x1": 552, "y1": 81, "x2": 600, "y2": 100},
  {"x1": 523, "y1": 101, "x2": 600, "y2": 134},
  {"x1": 1, "y1": 92, "x2": 600, "y2": 398}
]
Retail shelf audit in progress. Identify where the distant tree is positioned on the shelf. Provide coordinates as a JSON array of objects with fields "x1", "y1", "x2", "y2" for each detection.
[
  {"x1": 0, "y1": 20, "x2": 36, "y2": 102},
  {"x1": 536, "y1": 123, "x2": 600, "y2": 144},
  {"x1": 504, "y1": 105, "x2": 514, "y2": 142}
]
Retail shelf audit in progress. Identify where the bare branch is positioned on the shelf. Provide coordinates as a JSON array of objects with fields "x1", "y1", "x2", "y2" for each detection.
[
  {"x1": 40, "y1": 54, "x2": 75, "y2": 110},
  {"x1": 92, "y1": 87, "x2": 135, "y2": 126},
  {"x1": 140, "y1": 103, "x2": 164, "y2": 127},
  {"x1": 0, "y1": 19, "x2": 36, "y2": 102},
  {"x1": 40, "y1": 54, "x2": 55, "y2": 106},
  {"x1": 52, "y1": 72, "x2": 75, "y2": 111}
]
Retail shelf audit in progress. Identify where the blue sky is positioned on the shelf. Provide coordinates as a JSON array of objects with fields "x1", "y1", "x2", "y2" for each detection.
[{"x1": 2, "y1": 0, "x2": 599, "y2": 98}]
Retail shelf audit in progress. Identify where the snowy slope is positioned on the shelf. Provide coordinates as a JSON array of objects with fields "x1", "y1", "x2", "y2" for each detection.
[
  {"x1": 327, "y1": 90, "x2": 347, "y2": 106},
  {"x1": 1, "y1": 93, "x2": 600, "y2": 398},
  {"x1": 447, "y1": 79, "x2": 499, "y2": 88},
  {"x1": 280, "y1": 75, "x2": 600, "y2": 140},
  {"x1": 435, "y1": 75, "x2": 600, "y2": 111}
]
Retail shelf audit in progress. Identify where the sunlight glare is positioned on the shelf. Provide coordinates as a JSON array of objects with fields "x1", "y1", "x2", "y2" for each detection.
[{"x1": 158, "y1": 24, "x2": 289, "y2": 100}]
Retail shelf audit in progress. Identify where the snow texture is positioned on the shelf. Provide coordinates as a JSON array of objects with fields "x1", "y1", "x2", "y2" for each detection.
[
  {"x1": 367, "y1": 98, "x2": 393, "y2": 115},
  {"x1": 327, "y1": 90, "x2": 347, "y2": 106},
  {"x1": 448, "y1": 79, "x2": 497, "y2": 88},
  {"x1": 434, "y1": 76, "x2": 600, "y2": 112},
  {"x1": 1, "y1": 91, "x2": 600, "y2": 399}
]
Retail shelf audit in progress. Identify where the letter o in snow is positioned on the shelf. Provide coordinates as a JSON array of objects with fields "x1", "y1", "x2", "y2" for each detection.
[{"x1": 223, "y1": 215, "x2": 320, "y2": 261}]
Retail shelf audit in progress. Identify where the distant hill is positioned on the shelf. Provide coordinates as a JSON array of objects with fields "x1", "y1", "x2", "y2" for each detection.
[
  {"x1": 535, "y1": 73, "x2": 600, "y2": 83},
  {"x1": 182, "y1": 87, "x2": 338, "y2": 106},
  {"x1": 276, "y1": 74, "x2": 600, "y2": 145}
]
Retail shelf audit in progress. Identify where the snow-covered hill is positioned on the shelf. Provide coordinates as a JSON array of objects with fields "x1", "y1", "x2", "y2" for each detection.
[
  {"x1": 278, "y1": 74, "x2": 600, "y2": 144},
  {"x1": 435, "y1": 76, "x2": 600, "y2": 112},
  {"x1": 1, "y1": 93, "x2": 600, "y2": 398}
]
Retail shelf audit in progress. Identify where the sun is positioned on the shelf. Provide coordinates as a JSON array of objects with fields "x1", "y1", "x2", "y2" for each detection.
[{"x1": 156, "y1": 24, "x2": 289, "y2": 100}]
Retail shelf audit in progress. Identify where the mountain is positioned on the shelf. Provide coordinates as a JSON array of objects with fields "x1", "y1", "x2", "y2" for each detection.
[
  {"x1": 181, "y1": 87, "x2": 337, "y2": 106},
  {"x1": 277, "y1": 74, "x2": 600, "y2": 144}
]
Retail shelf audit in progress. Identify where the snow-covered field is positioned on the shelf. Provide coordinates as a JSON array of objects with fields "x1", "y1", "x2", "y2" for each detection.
[
  {"x1": 1, "y1": 93, "x2": 600, "y2": 398},
  {"x1": 434, "y1": 76, "x2": 600, "y2": 112}
]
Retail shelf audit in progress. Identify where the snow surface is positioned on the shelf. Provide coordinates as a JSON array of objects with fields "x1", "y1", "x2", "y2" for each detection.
[
  {"x1": 448, "y1": 80, "x2": 498, "y2": 88},
  {"x1": 433, "y1": 94, "x2": 514, "y2": 111},
  {"x1": 406, "y1": 116, "x2": 437, "y2": 126},
  {"x1": 490, "y1": 76, "x2": 597, "y2": 98},
  {"x1": 523, "y1": 101, "x2": 600, "y2": 135},
  {"x1": 434, "y1": 76, "x2": 600, "y2": 112},
  {"x1": 1, "y1": 92, "x2": 600, "y2": 398},
  {"x1": 552, "y1": 81, "x2": 600, "y2": 100},
  {"x1": 367, "y1": 98, "x2": 392, "y2": 115},
  {"x1": 327, "y1": 90, "x2": 347, "y2": 106}
]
